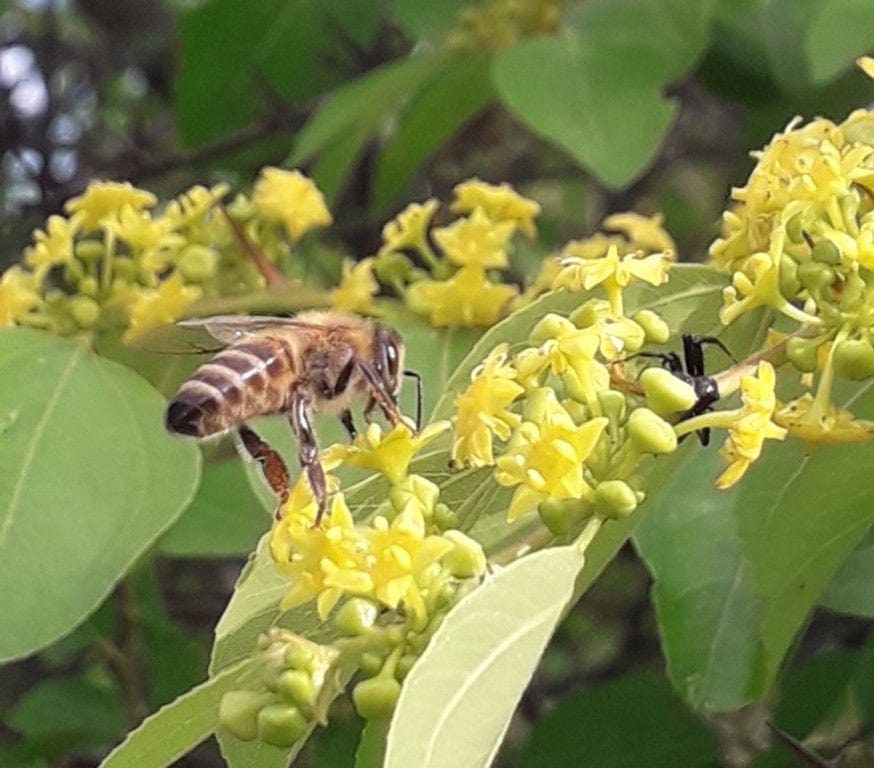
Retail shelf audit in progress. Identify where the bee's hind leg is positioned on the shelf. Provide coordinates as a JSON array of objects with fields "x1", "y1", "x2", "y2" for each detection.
[
  {"x1": 339, "y1": 409, "x2": 357, "y2": 440},
  {"x1": 290, "y1": 393, "x2": 328, "y2": 526},
  {"x1": 237, "y1": 425, "x2": 290, "y2": 517}
]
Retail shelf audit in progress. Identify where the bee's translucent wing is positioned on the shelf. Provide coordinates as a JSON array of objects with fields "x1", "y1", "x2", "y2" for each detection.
[{"x1": 177, "y1": 314, "x2": 348, "y2": 344}]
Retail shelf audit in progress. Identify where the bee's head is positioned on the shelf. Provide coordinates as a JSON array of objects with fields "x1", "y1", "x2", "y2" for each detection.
[{"x1": 375, "y1": 326, "x2": 406, "y2": 400}]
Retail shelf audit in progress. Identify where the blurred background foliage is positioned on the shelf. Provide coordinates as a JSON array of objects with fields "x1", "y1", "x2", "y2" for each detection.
[{"x1": 2, "y1": 0, "x2": 874, "y2": 766}]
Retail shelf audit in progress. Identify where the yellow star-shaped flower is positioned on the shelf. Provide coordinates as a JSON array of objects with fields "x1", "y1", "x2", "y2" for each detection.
[
  {"x1": 450, "y1": 179, "x2": 541, "y2": 238},
  {"x1": 65, "y1": 181, "x2": 157, "y2": 232},
  {"x1": 433, "y1": 207, "x2": 515, "y2": 269},
  {"x1": 405, "y1": 265, "x2": 518, "y2": 327},
  {"x1": 253, "y1": 167, "x2": 332, "y2": 241}
]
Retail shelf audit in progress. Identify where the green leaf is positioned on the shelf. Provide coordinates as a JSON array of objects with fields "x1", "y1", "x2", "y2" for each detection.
[
  {"x1": 100, "y1": 659, "x2": 259, "y2": 768},
  {"x1": 820, "y1": 527, "x2": 874, "y2": 617},
  {"x1": 805, "y1": 0, "x2": 874, "y2": 84},
  {"x1": 355, "y1": 720, "x2": 388, "y2": 768},
  {"x1": 8, "y1": 676, "x2": 126, "y2": 758},
  {"x1": 0, "y1": 329, "x2": 201, "y2": 661},
  {"x1": 636, "y1": 380, "x2": 874, "y2": 711},
  {"x1": 159, "y1": 458, "x2": 268, "y2": 557},
  {"x1": 513, "y1": 671, "x2": 719, "y2": 767},
  {"x1": 384, "y1": 541, "x2": 587, "y2": 768},
  {"x1": 372, "y1": 52, "x2": 495, "y2": 212},
  {"x1": 391, "y1": 0, "x2": 467, "y2": 42},
  {"x1": 493, "y1": 0, "x2": 714, "y2": 188},
  {"x1": 175, "y1": 0, "x2": 381, "y2": 145}
]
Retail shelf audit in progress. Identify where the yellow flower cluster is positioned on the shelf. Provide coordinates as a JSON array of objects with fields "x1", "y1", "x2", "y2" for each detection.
[
  {"x1": 709, "y1": 65, "x2": 874, "y2": 441},
  {"x1": 3, "y1": 168, "x2": 331, "y2": 342},
  {"x1": 375, "y1": 179, "x2": 541, "y2": 327},
  {"x1": 269, "y1": 423, "x2": 485, "y2": 629}
]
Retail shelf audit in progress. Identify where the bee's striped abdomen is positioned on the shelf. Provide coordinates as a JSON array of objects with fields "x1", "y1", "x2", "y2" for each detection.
[{"x1": 165, "y1": 338, "x2": 296, "y2": 438}]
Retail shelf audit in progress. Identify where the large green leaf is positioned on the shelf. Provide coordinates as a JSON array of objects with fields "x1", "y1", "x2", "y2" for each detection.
[
  {"x1": 175, "y1": 0, "x2": 381, "y2": 145},
  {"x1": 805, "y1": 0, "x2": 874, "y2": 84},
  {"x1": 493, "y1": 0, "x2": 714, "y2": 188},
  {"x1": 384, "y1": 540, "x2": 587, "y2": 768},
  {"x1": 819, "y1": 527, "x2": 874, "y2": 617},
  {"x1": 100, "y1": 658, "x2": 259, "y2": 768},
  {"x1": 372, "y1": 52, "x2": 495, "y2": 212},
  {"x1": 0, "y1": 329, "x2": 201, "y2": 661},
  {"x1": 635, "y1": 379, "x2": 874, "y2": 711},
  {"x1": 513, "y1": 671, "x2": 719, "y2": 767}
]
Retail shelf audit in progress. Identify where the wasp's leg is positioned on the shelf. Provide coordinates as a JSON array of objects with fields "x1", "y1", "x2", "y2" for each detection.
[
  {"x1": 340, "y1": 409, "x2": 357, "y2": 440},
  {"x1": 356, "y1": 359, "x2": 405, "y2": 427},
  {"x1": 237, "y1": 425, "x2": 291, "y2": 506},
  {"x1": 290, "y1": 393, "x2": 327, "y2": 525}
]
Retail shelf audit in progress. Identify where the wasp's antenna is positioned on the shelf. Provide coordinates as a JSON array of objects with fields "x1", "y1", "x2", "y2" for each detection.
[{"x1": 404, "y1": 369, "x2": 423, "y2": 431}]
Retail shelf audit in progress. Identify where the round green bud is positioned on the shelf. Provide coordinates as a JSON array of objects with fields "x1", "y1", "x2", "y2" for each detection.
[
  {"x1": 442, "y1": 530, "x2": 487, "y2": 578},
  {"x1": 593, "y1": 480, "x2": 639, "y2": 518},
  {"x1": 277, "y1": 669, "x2": 316, "y2": 712},
  {"x1": 432, "y1": 502, "x2": 458, "y2": 531},
  {"x1": 218, "y1": 690, "x2": 274, "y2": 742},
  {"x1": 256, "y1": 703, "x2": 309, "y2": 748},
  {"x1": 529, "y1": 313, "x2": 574, "y2": 344},
  {"x1": 569, "y1": 299, "x2": 610, "y2": 329},
  {"x1": 352, "y1": 676, "x2": 402, "y2": 720},
  {"x1": 797, "y1": 260, "x2": 835, "y2": 292},
  {"x1": 598, "y1": 389, "x2": 627, "y2": 423},
  {"x1": 561, "y1": 370, "x2": 589, "y2": 405},
  {"x1": 779, "y1": 255, "x2": 801, "y2": 298},
  {"x1": 70, "y1": 295, "x2": 101, "y2": 328},
  {"x1": 374, "y1": 251, "x2": 414, "y2": 285},
  {"x1": 833, "y1": 338, "x2": 874, "y2": 381},
  {"x1": 359, "y1": 651, "x2": 385, "y2": 678},
  {"x1": 79, "y1": 276, "x2": 99, "y2": 298},
  {"x1": 640, "y1": 368, "x2": 697, "y2": 415},
  {"x1": 841, "y1": 112, "x2": 874, "y2": 144},
  {"x1": 786, "y1": 336, "x2": 820, "y2": 373},
  {"x1": 784, "y1": 212, "x2": 807, "y2": 244},
  {"x1": 538, "y1": 498, "x2": 592, "y2": 536},
  {"x1": 390, "y1": 475, "x2": 440, "y2": 516},
  {"x1": 284, "y1": 642, "x2": 315, "y2": 672},
  {"x1": 810, "y1": 238, "x2": 841, "y2": 266},
  {"x1": 334, "y1": 598, "x2": 379, "y2": 637},
  {"x1": 627, "y1": 408, "x2": 678, "y2": 455},
  {"x1": 75, "y1": 240, "x2": 105, "y2": 261},
  {"x1": 632, "y1": 310, "x2": 670, "y2": 344},
  {"x1": 177, "y1": 245, "x2": 218, "y2": 282}
]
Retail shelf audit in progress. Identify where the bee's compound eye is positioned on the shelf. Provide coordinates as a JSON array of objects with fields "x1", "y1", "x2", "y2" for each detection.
[{"x1": 165, "y1": 400, "x2": 204, "y2": 436}]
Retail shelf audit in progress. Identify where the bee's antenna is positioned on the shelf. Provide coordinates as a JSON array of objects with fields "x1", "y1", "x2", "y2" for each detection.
[{"x1": 404, "y1": 369, "x2": 423, "y2": 431}]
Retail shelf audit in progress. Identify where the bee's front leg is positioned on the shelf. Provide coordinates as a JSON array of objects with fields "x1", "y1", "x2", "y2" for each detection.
[
  {"x1": 237, "y1": 425, "x2": 290, "y2": 517},
  {"x1": 290, "y1": 393, "x2": 327, "y2": 525}
]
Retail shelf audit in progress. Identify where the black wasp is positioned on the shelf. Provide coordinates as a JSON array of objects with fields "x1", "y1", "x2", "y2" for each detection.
[{"x1": 637, "y1": 333, "x2": 734, "y2": 446}]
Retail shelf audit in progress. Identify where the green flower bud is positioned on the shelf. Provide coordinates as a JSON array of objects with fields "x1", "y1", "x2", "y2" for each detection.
[
  {"x1": 797, "y1": 261, "x2": 835, "y2": 292},
  {"x1": 257, "y1": 703, "x2": 309, "y2": 748},
  {"x1": 833, "y1": 338, "x2": 874, "y2": 381},
  {"x1": 811, "y1": 238, "x2": 841, "y2": 265},
  {"x1": 334, "y1": 598, "x2": 379, "y2": 637},
  {"x1": 374, "y1": 251, "x2": 414, "y2": 285},
  {"x1": 784, "y1": 212, "x2": 807, "y2": 244},
  {"x1": 538, "y1": 498, "x2": 593, "y2": 536},
  {"x1": 113, "y1": 259, "x2": 136, "y2": 279},
  {"x1": 529, "y1": 313, "x2": 575, "y2": 344},
  {"x1": 841, "y1": 112, "x2": 874, "y2": 144},
  {"x1": 283, "y1": 641, "x2": 315, "y2": 673},
  {"x1": 277, "y1": 669, "x2": 316, "y2": 713},
  {"x1": 442, "y1": 530, "x2": 486, "y2": 578},
  {"x1": 353, "y1": 677, "x2": 402, "y2": 720},
  {"x1": 177, "y1": 245, "x2": 218, "y2": 282},
  {"x1": 390, "y1": 475, "x2": 439, "y2": 517},
  {"x1": 70, "y1": 295, "x2": 101, "y2": 328},
  {"x1": 779, "y1": 255, "x2": 801, "y2": 298},
  {"x1": 75, "y1": 240, "x2": 105, "y2": 261},
  {"x1": 561, "y1": 370, "x2": 589, "y2": 405},
  {"x1": 598, "y1": 389, "x2": 627, "y2": 423},
  {"x1": 786, "y1": 336, "x2": 820, "y2": 373},
  {"x1": 79, "y1": 276, "x2": 99, "y2": 298},
  {"x1": 632, "y1": 310, "x2": 670, "y2": 344},
  {"x1": 593, "y1": 480, "x2": 639, "y2": 518},
  {"x1": 219, "y1": 691, "x2": 274, "y2": 742},
  {"x1": 432, "y1": 502, "x2": 458, "y2": 531},
  {"x1": 569, "y1": 299, "x2": 610, "y2": 329},
  {"x1": 627, "y1": 408, "x2": 678, "y2": 455},
  {"x1": 359, "y1": 651, "x2": 385, "y2": 678},
  {"x1": 561, "y1": 398, "x2": 589, "y2": 424},
  {"x1": 640, "y1": 368, "x2": 696, "y2": 415}
]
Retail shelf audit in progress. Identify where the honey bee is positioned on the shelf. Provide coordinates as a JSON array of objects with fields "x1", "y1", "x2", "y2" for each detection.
[{"x1": 164, "y1": 310, "x2": 420, "y2": 523}]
